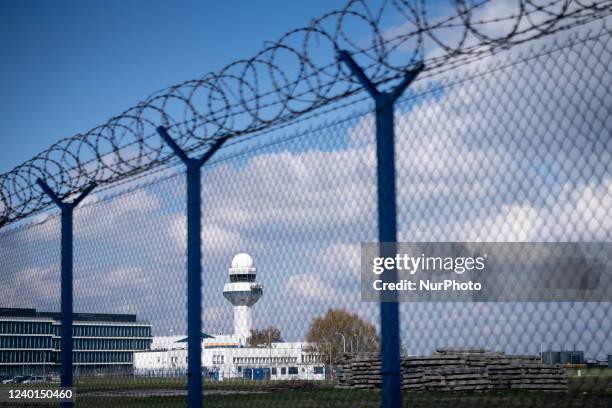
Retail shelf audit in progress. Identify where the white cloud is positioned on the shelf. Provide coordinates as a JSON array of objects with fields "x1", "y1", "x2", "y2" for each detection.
[
  {"x1": 169, "y1": 213, "x2": 244, "y2": 254},
  {"x1": 1, "y1": 267, "x2": 59, "y2": 310},
  {"x1": 203, "y1": 306, "x2": 228, "y2": 331},
  {"x1": 286, "y1": 274, "x2": 336, "y2": 301}
]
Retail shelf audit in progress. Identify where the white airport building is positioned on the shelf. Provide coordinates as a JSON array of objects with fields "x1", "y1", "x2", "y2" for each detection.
[{"x1": 134, "y1": 254, "x2": 326, "y2": 380}]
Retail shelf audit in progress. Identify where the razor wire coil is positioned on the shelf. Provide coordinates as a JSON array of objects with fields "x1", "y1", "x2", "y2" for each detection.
[{"x1": 1, "y1": 0, "x2": 612, "y2": 226}]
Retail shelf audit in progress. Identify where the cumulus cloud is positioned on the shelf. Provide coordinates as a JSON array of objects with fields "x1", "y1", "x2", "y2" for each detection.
[
  {"x1": 286, "y1": 274, "x2": 336, "y2": 301},
  {"x1": 203, "y1": 306, "x2": 229, "y2": 332},
  {"x1": 1, "y1": 267, "x2": 59, "y2": 310},
  {"x1": 170, "y1": 214, "x2": 239, "y2": 253}
]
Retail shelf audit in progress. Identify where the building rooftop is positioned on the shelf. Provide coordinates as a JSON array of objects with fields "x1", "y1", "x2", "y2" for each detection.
[
  {"x1": 0, "y1": 307, "x2": 139, "y2": 323},
  {"x1": 177, "y1": 333, "x2": 216, "y2": 342}
]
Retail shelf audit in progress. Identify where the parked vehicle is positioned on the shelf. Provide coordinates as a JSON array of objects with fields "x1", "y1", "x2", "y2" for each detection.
[
  {"x1": 22, "y1": 376, "x2": 43, "y2": 384},
  {"x1": 2, "y1": 376, "x2": 24, "y2": 384}
]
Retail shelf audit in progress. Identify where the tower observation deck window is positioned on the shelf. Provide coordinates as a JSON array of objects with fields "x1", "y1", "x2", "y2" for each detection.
[{"x1": 230, "y1": 274, "x2": 255, "y2": 282}]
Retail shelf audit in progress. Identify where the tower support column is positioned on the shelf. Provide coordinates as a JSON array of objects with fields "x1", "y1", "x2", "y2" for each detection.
[{"x1": 233, "y1": 305, "x2": 252, "y2": 344}]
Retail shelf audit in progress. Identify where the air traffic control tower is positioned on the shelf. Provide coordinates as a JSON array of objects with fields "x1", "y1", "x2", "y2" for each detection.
[{"x1": 222, "y1": 253, "x2": 263, "y2": 345}]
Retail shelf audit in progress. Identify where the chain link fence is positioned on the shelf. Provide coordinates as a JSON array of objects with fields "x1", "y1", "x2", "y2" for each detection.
[{"x1": 0, "y1": 8, "x2": 611, "y2": 408}]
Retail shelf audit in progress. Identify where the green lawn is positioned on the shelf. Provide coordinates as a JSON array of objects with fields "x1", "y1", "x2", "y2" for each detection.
[
  {"x1": 0, "y1": 372, "x2": 610, "y2": 407},
  {"x1": 566, "y1": 367, "x2": 612, "y2": 377},
  {"x1": 2, "y1": 390, "x2": 610, "y2": 408}
]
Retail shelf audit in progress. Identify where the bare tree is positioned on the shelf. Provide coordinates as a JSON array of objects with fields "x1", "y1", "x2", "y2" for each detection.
[
  {"x1": 247, "y1": 327, "x2": 282, "y2": 347},
  {"x1": 306, "y1": 308, "x2": 379, "y2": 364}
]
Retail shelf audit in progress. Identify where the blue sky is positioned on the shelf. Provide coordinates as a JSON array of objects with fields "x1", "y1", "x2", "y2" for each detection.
[{"x1": 0, "y1": 0, "x2": 348, "y2": 173}]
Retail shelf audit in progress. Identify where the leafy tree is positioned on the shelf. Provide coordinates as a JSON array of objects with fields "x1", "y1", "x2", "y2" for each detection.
[
  {"x1": 306, "y1": 308, "x2": 379, "y2": 364},
  {"x1": 247, "y1": 326, "x2": 282, "y2": 346}
]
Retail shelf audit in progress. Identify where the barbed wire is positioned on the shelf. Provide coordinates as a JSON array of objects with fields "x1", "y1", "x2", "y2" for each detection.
[{"x1": 1, "y1": 0, "x2": 611, "y2": 227}]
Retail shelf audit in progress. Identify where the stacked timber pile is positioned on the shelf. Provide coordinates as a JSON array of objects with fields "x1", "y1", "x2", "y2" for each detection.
[
  {"x1": 403, "y1": 366, "x2": 490, "y2": 392},
  {"x1": 403, "y1": 351, "x2": 490, "y2": 392},
  {"x1": 335, "y1": 352, "x2": 380, "y2": 389},
  {"x1": 507, "y1": 360, "x2": 567, "y2": 392},
  {"x1": 335, "y1": 348, "x2": 567, "y2": 392}
]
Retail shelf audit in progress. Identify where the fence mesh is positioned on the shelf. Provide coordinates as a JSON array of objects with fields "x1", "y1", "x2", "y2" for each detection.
[{"x1": 0, "y1": 12, "x2": 611, "y2": 408}]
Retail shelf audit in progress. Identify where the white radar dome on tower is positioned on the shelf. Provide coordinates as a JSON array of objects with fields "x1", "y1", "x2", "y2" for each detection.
[{"x1": 231, "y1": 253, "x2": 254, "y2": 269}]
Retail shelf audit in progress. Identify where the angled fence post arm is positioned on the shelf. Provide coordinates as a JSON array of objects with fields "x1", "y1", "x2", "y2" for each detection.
[
  {"x1": 71, "y1": 183, "x2": 98, "y2": 207},
  {"x1": 338, "y1": 50, "x2": 380, "y2": 99},
  {"x1": 390, "y1": 62, "x2": 425, "y2": 103},
  {"x1": 339, "y1": 50, "x2": 423, "y2": 408},
  {"x1": 36, "y1": 178, "x2": 96, "y2": 408},
  {"x1": 197, "y1": 137, "x2": 229, "y2": 167},
  {"x1": 36, "y1": 179, "x2": 64, "y2": 208},
  {"x1": 157, "y1": 126, "x2": 190, "y2": 164},
  {"x1": 156, "y1": 127, "x2": 226, "y2": 408}
]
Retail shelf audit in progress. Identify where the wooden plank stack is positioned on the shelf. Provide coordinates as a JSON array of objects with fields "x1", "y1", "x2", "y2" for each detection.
[
  {"x1": 335, "y1": 348, "x2": 567, "y2": 392},
  {"x1": 336, "y1": 352, "x2": 380, "y2": 389}
]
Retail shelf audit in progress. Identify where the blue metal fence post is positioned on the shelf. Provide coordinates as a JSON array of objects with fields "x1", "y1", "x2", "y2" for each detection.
[
  {"x1": 157, "y1": 126, "x2": 227, "y2": 408},
  {"x1": 186, "y1": 159, "x2": 203, "y2": 407},
  {"x1": 339, "y1": 50, "x2": 423, "y2": 408},
  {"x1": 59, "y1": 204, "x2": 73, "y2": 401},
  {"x1": 36, "y1": 179, "x2": 96, "y2": 408}
]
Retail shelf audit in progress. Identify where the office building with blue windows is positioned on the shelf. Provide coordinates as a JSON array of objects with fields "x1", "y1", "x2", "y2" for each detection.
[{"x1": 0, "y1": 308, "x2": 152, "y2": 376}]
